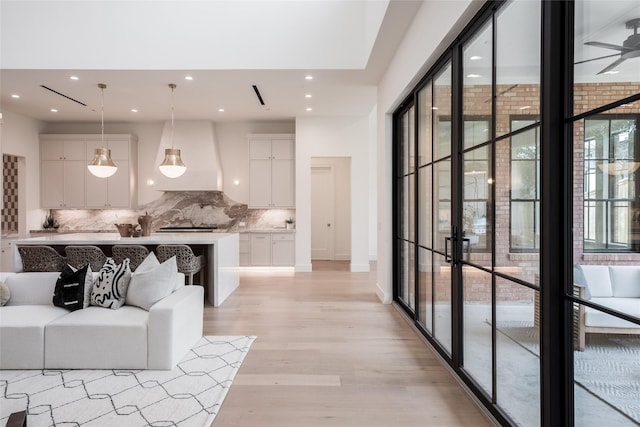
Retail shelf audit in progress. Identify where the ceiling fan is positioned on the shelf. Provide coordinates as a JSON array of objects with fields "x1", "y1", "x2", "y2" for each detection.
[{"x1": 577, "y1": 18, "x2": 640, "y2": 74}]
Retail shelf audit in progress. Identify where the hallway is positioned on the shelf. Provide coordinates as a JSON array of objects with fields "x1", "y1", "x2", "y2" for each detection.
[{"x1": 206, "y1": 262, "x2": 493, "y2": 426}]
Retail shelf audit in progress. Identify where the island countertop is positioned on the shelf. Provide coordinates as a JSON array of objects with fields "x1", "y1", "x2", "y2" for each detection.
[{"x1": 15, "y1": 232, "x2": 239, "y2": 245}]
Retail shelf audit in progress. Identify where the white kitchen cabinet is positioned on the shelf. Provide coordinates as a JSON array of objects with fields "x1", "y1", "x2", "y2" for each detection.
[
  {"x1": 271, "y1": 232, "x2": 295, "y2": 266},
  {"x1": 40, "y1": 134, "x2": 137, "y2": 209},
  {"x1": 248, "y1": 134, "x2": 294, "y2": 208},
  {"x1": 1, "y1": 239, "x2": 16, "y2": 272},
  {"x1": 41, "y1": 139, "x2": 86, "y2": 208},
  {"x1": 250, "y1": 233, "x2": 272, "y2": 266},
  {"x1": 239, "y1": 233, "x2": 250, "y2": 266},
  {"x1": 247, "y1": 232, "x2": 295, "y2": 266}
]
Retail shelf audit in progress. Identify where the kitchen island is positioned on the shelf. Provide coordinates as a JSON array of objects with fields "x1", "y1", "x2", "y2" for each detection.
[{"x1": 12, "y1": 232, "x2": 239, "y2": 307}]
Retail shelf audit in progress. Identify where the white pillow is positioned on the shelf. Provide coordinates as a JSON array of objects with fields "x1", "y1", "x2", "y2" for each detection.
[{"x1": 125, "y1": 254, "x2": 177, "y2": 311}]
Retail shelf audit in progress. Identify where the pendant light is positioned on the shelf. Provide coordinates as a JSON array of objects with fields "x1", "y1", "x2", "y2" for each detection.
[
  {"x1": 159, "y1": 83, "x2": 187, "y2": 178},
  {"x1": 88, "y1": 84, "x2": 117, "y2": 178}
]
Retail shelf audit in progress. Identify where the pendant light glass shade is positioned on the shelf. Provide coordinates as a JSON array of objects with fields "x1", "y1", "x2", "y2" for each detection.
[
  {"x1": 159, "y1": 83, "x2": 187, "y2": 178},
  {"x1": 88, "y1": 83, "x2": 118, "y2": 178},
  {"x1": 159, "y1": 148, "x2": 187, "y2": 178},
  {"x1": 88, "y1": 148, "x2": 117, "y2": 178}
]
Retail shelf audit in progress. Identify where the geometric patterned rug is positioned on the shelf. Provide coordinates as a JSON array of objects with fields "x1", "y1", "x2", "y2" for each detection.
[
  {"x1": 0, "y1": 336, "x2": 256, "y2": 426},
  {"x1": 497, "y1": 321, "x2": 640, "y2": 424}
]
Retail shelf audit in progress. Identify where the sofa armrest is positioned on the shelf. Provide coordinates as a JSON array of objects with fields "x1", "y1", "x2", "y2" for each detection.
[{"x1": 147, "y1": 286, "x2": 204, "y2": 369}]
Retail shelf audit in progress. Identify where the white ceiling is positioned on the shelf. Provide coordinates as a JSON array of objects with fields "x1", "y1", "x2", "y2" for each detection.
[
  {"x1": 1, "y1": 1, "x2": 638, "y2": 125},
  {"x1": 0, "y1": 0, "x2": 421, "y2": 123}
]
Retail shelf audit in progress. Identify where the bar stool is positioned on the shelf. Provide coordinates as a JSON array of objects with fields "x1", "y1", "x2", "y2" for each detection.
[
  {"x1": 65, "y1": 245, "x2": 107, "y2": 271},
  {"x1": 156, "y1": 244, "x2": 205, "y2": 286},
  {"x1": 112, "y1": 245, "x2": 149, "y2": 272},
  {"x1": 17, "y1": 245, "x2": 66, "y2": 272}
]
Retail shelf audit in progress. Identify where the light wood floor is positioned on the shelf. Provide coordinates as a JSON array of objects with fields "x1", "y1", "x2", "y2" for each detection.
[{"x1": 206, "y1": 261, "x2": 493, "y2": 427}]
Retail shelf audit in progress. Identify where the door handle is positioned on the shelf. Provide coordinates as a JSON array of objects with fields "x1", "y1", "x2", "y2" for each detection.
[{"x1": 445, "y1": 237, "x2": 452, "y2": 264}]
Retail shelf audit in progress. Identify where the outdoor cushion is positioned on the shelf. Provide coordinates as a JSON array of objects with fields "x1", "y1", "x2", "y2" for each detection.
[
  {"x1": 580, "y1": 265, "x2": 613, "y2": 298},
  {"x1": 608, "y1": 266, "x2": 640, "y2": 298},
  {"x1": 585, "y1": 298, "x2": 640, "y2": 329}
]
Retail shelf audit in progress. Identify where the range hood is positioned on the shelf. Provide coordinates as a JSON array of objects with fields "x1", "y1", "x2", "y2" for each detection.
[{"x1": 153, "y1": 120, "x2": 223, "y2": 191}]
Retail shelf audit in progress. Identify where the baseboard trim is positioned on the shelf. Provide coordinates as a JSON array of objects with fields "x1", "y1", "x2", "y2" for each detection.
[
  {"x1": 295, "y1": 263, "x2": 313, "y2": 272},
  {"x1": 376, "y1": 282, "x2": 392, "y2": 304},
  {"x1": 350, "y1": 262, "x2": 370, "y2": 272}
]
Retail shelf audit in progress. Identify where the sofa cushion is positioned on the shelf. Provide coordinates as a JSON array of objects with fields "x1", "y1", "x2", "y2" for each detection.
[
  {"x1": 585, "y1": 297, "x2": 640, "y2": 329},
  {"x1": 125, "y1": 254, "x2": 177, "y2": 311},
  {"x1": 608, "y1": 266, "x2": 640, "y2": 297},
  {"x1": 45, "y1": 305, "x2": 148, "y2": 369},
  {"x1": 573, "y1": 265, "x2": 591, "y2": 300},
  {"x1": 4, "y1": 272, "x2": 60, "y2": 306},
  {"x1": 90, "y1": 258, "x2": 132, "y2": 309},
  {"x1": 53, "y1": 264, "x2": 92, "y2": 311},
  {"x1": 0, "y1": 305, "x2": 69, "y2": 369},
  {"x1": 579, "y1": 265, "x2": 612, "y2": 297}
]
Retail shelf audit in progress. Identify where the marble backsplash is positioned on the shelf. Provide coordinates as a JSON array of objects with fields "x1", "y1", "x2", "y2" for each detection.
[{"x1": 45, "y1": 191, "x2": 295, "y2": 233}]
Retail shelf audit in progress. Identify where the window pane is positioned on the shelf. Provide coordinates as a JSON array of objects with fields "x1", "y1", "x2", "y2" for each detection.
[
  {"x1": 463, "y1": 21, "x2": 492, "y2": 148},
  {"x1": 512, "y1": 162, "x2": 537, "y2": 199},
  {"x1": 433, "y1": 252, "x2": 452, "y2": 354},
  {"x1": 418, "y1": 82, "x2": 433, "y2": 166},
  {"x1": 496, "y1": 0, "x2": 541, "y2": 137},
  {"x1": 574, "y1": 2, "x2": 640, "y2": 116},
  {"x1": 418, "y1": 247, "x2": 433, "y2": 332},
  {"x1": 434, "y1": 63, "x2": 452, "y2": 160},
  {"x1": 464, "y1": 146, "x2": 491, "y2": 255},
  {"x1": 408, "y1": 106, "x2": 415, "y2": 174},
  {"x1": 511, "y1": 201, "x2": 538, "y2": 250},
  {"x1": 574, "y1": 304, "x2": 640, "y2": 426},
  {"x1": 496, "y1": 278, "x2": 540, "y2": 427},
  {"x1": 419, "y1": 165, "x2": 433, "y2": 248},
  {"x1": 463, "y1": 267, "x2": 492, "y2": 395},
  {"x1": 434, "y1": 160, "x2": 451, "y2": 253}
]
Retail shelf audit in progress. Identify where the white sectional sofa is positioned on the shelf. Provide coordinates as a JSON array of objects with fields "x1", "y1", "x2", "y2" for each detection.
[
  {"x1": 575, "y1": 265, "x2": 640, "y2": 350},
  {"x1": 0, "y1": 271, "x2": 204, "y2": 370}
]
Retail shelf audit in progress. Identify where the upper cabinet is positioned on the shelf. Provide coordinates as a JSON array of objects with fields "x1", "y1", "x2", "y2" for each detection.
[
  {"x1": 248, "y1": 134, "x2": 295, "y2": 208},
  {"x1": 40, "y1": 134, "x2": 138, "y2": 209}
]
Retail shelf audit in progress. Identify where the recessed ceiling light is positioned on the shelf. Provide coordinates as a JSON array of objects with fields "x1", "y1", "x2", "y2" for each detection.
[
  {"x1": 466, "y1": 73, "x2": 482, "y2": 78},
  {"x1": 50, "y1": 108, "x2": 58, "y2": 113},
  {"x1": 70, "y1": 75, "x2": 79, "y2": 81},
  {"x1": 131, "y1": 108, "x2": 138, "y2": 113},
  {"x1": 431, "y1": 106, "x2": 439, "y2": 110},
  {"x1": 218, "y1": 108, "x2": 225, "y2": 112},
  {"x1": 305, "y1": 75, "x2": 313, "y2": 80},
  {"x1": 519, "y1": 105, "x2": 531, "y2": 110},
  {"x1": 603, "y1": 70, "x2": 620, "y2": 75},
  {"x1": 184, "y1": 75, "x2": 193, "y2": 81},
  {"x1": 306, "y1": 107, "x2": 313, "y2": 111},
  {"x1": 11, "y1": 94, "x2": 20, "y2": 99},
  {"x1": 305, "y1": 94, "x2": 312, "y2": 98},
  {"x1": 469, "y1": 56, "x2": 482, "y2": 61}
]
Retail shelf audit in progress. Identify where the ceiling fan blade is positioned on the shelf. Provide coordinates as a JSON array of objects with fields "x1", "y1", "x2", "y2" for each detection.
[
  {"x1": 597, "y1": 56, "x2": 627, "y2": 74},
  {"x1": 585, "y1": 41, "x2": 627, "y2": 52},
  {"x1": 574, "y1": 53, "x2": 620, "y2": 65}
]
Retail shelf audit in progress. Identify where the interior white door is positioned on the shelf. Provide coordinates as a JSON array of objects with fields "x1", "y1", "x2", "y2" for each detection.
[{"x1": 311, "y1": 165, "x2": 335, "y2": 260}]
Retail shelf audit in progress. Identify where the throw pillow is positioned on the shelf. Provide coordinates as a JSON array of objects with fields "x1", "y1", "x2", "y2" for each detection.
[
  {"x1": 0, "y1": 281, "x2": 10, "y2": 306},
  {"x1": 90, "y1": 258, "x2": 132, "y2": 309},
  {"x1": 67, "y1": 263, "x2": 95, "y2": 308},
  {"x1": 573, "y1": 264, "x2": 591, "y2": 300},
  {"x1": 53, "y1": 264, "x2": 92, "y2": 311},
  {"x1": 126, "y1": 254, "x2": 178, "y2": 311}
]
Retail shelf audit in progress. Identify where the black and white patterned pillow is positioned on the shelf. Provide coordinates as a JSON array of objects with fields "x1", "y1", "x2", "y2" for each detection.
[
  {"x1": 53, "y1": 264, "x2": 92, "y2": 311},
  {"x1": 90, "y1": 258, "x2": 132, "y2": 309}
]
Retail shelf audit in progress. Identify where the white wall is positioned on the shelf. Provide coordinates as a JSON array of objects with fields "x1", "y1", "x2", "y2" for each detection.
[
  {"x1": 296, "y1": 116, "x2": 371, "y2": 272},
  {"x1": 0, "y1": 110, "x2": 46, "y2": 235},
  {"x1": 375, "y1": 0, "x2": 483, "y2": 303}
]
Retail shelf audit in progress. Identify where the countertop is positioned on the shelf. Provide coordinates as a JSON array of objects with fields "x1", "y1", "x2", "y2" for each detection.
[{"x1": 15, "y1": 232, "x2": 239, "y2": 245}]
